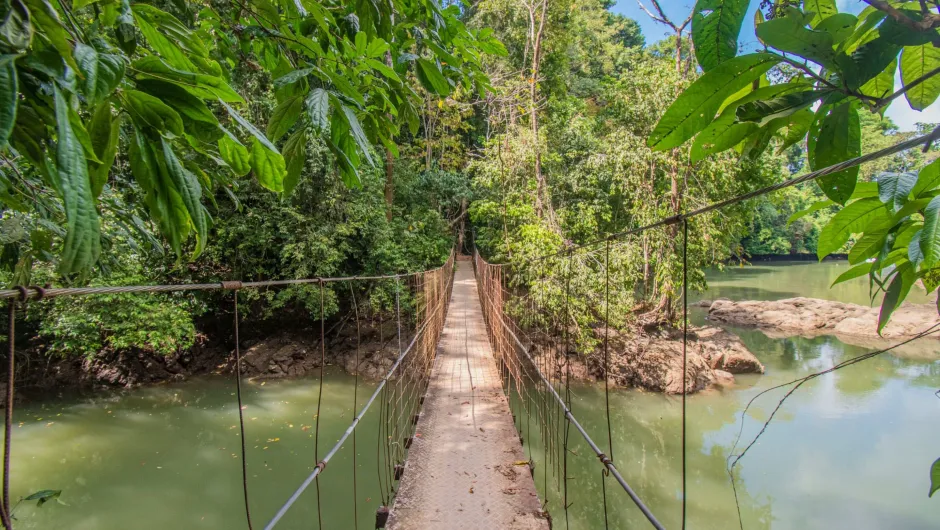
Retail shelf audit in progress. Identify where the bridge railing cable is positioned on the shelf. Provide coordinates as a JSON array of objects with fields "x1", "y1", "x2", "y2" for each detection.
[{"x1": 474, "y1": 251, "x2": 667, "y2": 530}]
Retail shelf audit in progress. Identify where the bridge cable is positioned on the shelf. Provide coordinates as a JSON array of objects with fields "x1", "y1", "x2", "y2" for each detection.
[
  {"x1": 349, "y1": 282, "x2": 361, "y2": 530},
  {"x1": 601, "y1": 239, "x2": 613, "y2": 530},
  {"x1": 314, "y1": 280, "x2": 326, "y2": 529},
  {"x1": 230, "y1": 290, "x2": 255, "y2": 530},
  {"x1": 2, "y1": 299, "x2": 17, "y2": 530},
  {"x1": 562, "y1": 250, "x2": 573, "y2": 529},
  {"x1": 681, "y1": 219, "x2": 689, "y2": 530}
]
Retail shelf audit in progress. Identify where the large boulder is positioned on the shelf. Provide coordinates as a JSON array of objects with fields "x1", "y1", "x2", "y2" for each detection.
[{"x1": 706, "y1": 297, "x2": 940, "y2": 341}]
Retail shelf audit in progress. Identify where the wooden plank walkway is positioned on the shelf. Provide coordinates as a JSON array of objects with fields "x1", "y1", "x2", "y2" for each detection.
[{"x1": 387, "y1": 261, "x2": 548, "y2": 530}]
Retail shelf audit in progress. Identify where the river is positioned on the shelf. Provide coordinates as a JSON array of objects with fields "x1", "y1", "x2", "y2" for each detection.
[{"x1": 7, "y1": 261, "x2": 940, "y2": 529}]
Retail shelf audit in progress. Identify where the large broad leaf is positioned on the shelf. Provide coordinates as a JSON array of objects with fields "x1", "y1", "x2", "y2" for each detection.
[
  {"x1": 848, "y1": 14, "x2": 934, "y2": 90},
  {"x1": 810, "y1": 102, "x2": 860, "y2": 204},
  {"x1": 132, "y1": 57, "x2": 244, "y2": 103},
  {"x1": 817, "y1": 197, "x2": 886, "y2": 259},
  {"x1": 74, "y1": 43, "x2": 126, "y2": 105},
  {"x1": 921, "y1": 196, "x2": 940, "y2": 267},
  {"x1": 24, "y1": 0, "x2": 78, "y2": 70},
  {"x1": 876, "y1": 171, "x2": 917, "y2": 213},
  {"x1": 803, "y1": 0, "x2": 837, "y2": 27},
  {"x1": 901, "y1": 44, "x2": 940, "y2": 111},
  {"x1": 859, "y1": 58, "x2": 897, "y2": 101},
  {"x1": 777, "y1": 108, "x2": 814, "y2": 153},
  {"x1": 815, "y1": 13, "x2": 857, "y2": 44},
  {"x1": 161, "y1": 138, "x2": 206, "y2": 257},
  {"x1": 282, "y1": 129, "x2": 306, "y2": 196},
  {"x1": 756, "y1": 8, "x2": 839, "y2": 70},
  {"x1": 87, "y1": 102, "x2": 120, "y2": 198},
  {"x1": 339, "y1": 105, "x2": 375, "y2": 167},
  {"x1": 831, "y1": 261, "x2": 873, "y2": 287},
  {"x1": 0, "y1": 54, "x2": 18, "y2": 149},
  {"x1": 129, "y1": 125, "x2": 183, "y2": 254},
  {"x1": 879, "y1": 262, "x2": 915, "y2": 334},
  {"x1": 53, "y1": 86, "x2": 101, "y2": 276},
  {"x1": 691, "y1": 0, "x2": 748, "y2": 71},
  {"x1": 114, "y1": 0, "x2": 136, "y2": 55},
  {"x1": 416, "y1": 58, "x2": 451, "y2": 96},
  {"x1": 132, "y1": 5, "x2": 209, "y2": 58},
  {"x1": 690, "y1": 111, "x2": 757, "y2": 162},
  {"x1": 912, "y1": 158, "x2": 940, "y2": 199},
  {"x1": 218, "y1": 100, "x2": 280, "y2": 154},
  {"x1": 274, "y1": 67, "x2": 316, "y2": 89},
  {"x1": 649, "y1": 53, "x2": 779, "y2": 151},
  {"x1": 218, "y1": 133, "x2": 250, "y2": 176},
  {"x1": 306, "y1": 88, "x2": 330, "y2": 134},
  {"x1": 135, "y1": 79, "x2": 218, "y2": 124},
  {"x1": 123, "y1": 90, "x2": 184, "y2": 136},
  {"x1": 249, "y1": 139, "x2": 286, "y2": 193},
  {"x1": 0, "y1": 0, "x2": 32, "y2": 52},
  {"x1": 847, "y1": 213, "x2": 896, "y2": 265},
  {"x1": 267, "y1": 94, "x2": 303, "y2": 141},
  {"x1": 908, "y1": 232, "x2": 924, "y2": 267},
  {"x1": 736, "y1": 89, "x2": 827, "y2": 125}
]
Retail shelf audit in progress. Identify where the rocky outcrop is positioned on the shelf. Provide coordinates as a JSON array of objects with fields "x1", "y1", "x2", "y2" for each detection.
[
  {"x1": 534, "y1": 325, "x2": 764, "y2": 395},
  {"x1": 705, "y1": 297, "x2": 940, "y2": 341}
]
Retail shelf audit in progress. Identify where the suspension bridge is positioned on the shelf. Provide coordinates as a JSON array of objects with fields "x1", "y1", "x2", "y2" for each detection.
[{"x1": 1, "y1": 128, "x2": 939, "y2": 529}]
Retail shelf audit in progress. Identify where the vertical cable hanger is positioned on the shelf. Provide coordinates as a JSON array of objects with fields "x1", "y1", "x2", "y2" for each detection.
[
  {"x1": 348, "y1": 282, "x2": 361, "y2": 530},
  {"x1": 562, "y1": 249, "x2": 573, "y2": 529},
  {"x1": 602, "y1": 239, "x2": 612, "y2": 529},
  {"x1": 1, "y1": 296, "x2": 18, "y2": 530},
  {"x1": 314, "y1": 280, "x2": 325, "y2": 529},
  {"x1": 681, "y1": 219, "x2": 689, "y2": 530}
]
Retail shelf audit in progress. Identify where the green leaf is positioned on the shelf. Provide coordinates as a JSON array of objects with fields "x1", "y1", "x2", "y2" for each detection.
[
  {"x1": 0, "y1": 55, "x2": 18, "y2": 149},
  {"x1": 788, "y1": 199, "x2": 834, "y2": 225},
  {"x1": 908, "y1": 232, "x2": 924, "y2": 267},
  {"x1": 273, "y1": 67, "x2": 315, "y2": 88},
  {"x1": 321, "y1": 67, "x2": 365, "y2": 106},
  {"x1": 416, "y1": 58, "x2": 451, "y2": 96},
  {"x1": 810, "y1": 102, "x2": 861, "y2": 204},
  {"x1": 858, "y1": 57, "x2": 896, "y2": 102},
  {"x1": 218, "y1": 134, "x2": 250, "y2": 176},
  {"x1": 921, "y1": 196, "x2": 940, "y2": 267},
  {"x1": 24, "y1": 489, "x2": 61, "y2": 507},
  {"x1": 878, "y1": 262, "x2": 914, "y2": 334},
  {"x1": 831, "y1": 261, "x2": 873, "y2": 287},
  {"x1": 756, "y1": 9, "x2": 839, "y2": 70},
  {"x1": 876, "y1": 171, "x2": 917, "y2": 213},
  {"x1": 815, "y1": 13, "x2": 857, "y2": 44},
  {"x1": 648, "y1": 53, "x2": 779, "y2": 151},
  {"x1": 132, "y1": 5, "x2": 209, "y2": 58},
  {"x1": 777, "y1": 108, "x2": 814, "y2": 153},
  {"x1": 912, "y1": 158, "x2": 940, "y2": 199},
  {"x1": 930, "y1": 458, "x2": 940, "y2": 498},
  {"x1": 306, "y1": 88, "x2": 330, "y2": 134},
  {"x1": 88, "y1": 103, "x2": 120, "y2": 198},
  {"x1": 135, "y1": 79, "x2": 218, "y2": 125},
  {"x1": 690, "y1": 111, "x2": 757, "y2": 162},
  {"x1": 848, "y1": 212, "x2": 896, "y2": 264},
  {"x1": 736, "y1": 90, "x2": 827, "y2": 125},
  {"x1": 74, "y1": 43, "x2": 126, "y2": 105},
  {"x1": 130, "y1": 125, "x2": 183, "y2": 254},
  {"x1": 365, "y1": 58, "x2": 401, "y2": 83},
  {"x1": 266, "y1": 95, "x2": 304, "y2": 141},
  {"x1": 817, "y1": 197, "x2": 885, "y2": 259},
  {"x1": 24, "y1": 0, "x2": 78, "y2": 71},
  {"x1": 691, "y1": 0, "x2": 748, "y2": 71},
  {"x1": 366, "y1": 38, "x2": 389, "y2": 58},
  {"x1": 0, "y1": 0, "x2": 32, "y2": 52},
  {"x1": 218, "y1": 100, "x2": 280, "y2": 154},
  {"x1": 901, "y1": 44, "x2": 940, "y2": 111},
  {"x1": 123, "y1": 90, "x2": 184, "y2": 136},
  {"x1": 339, "y1": 105, "x2": 375, "y2": 167},
  {"x1": 114, "y1": 0, "x2": 136, "y2": 55},
  {"x1": 282, "y1": 129, "x2": 306, "y2": 196},
  {"x1": 249, "y1": 139, "x2": 286, "y2": 193},
  {"x1": 132, "y1": 57, "x2": 244, "y2": 103},
  {"x1": 53, "y1": 86, "x2": 101, "y2": 276},
  {"x1": 161, "y1": 137, "x2": 207, "y2": 257},
  {"x1": 803, "y1": 0, "x2": 837, "y2": 27}
]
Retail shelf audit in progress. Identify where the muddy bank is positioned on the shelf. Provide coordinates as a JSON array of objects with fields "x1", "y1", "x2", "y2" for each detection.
[
  {"x1": 6, "y1": 321, "x2": 410, "y2": 403},
  {"x1": 699, "y1": 297, "x2": 940, "y2": 344},
  {"x1": 529, "y1": 325, "x2": 764, "y2": 394}
]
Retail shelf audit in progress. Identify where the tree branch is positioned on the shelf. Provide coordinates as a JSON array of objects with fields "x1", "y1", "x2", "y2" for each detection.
[
  {"x1": 635, "y1": 0, "x2": 675, "y2": 30},
  {"x1": 875, "y1": 65, "x2": 940, "y2": 110},
  {"x1": 862, "y1": 0, "x2": 940, "y2": 32}
]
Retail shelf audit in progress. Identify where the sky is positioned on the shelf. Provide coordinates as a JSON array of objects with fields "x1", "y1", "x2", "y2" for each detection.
[{"x1": 610, "y1": 0, "x2": 939, "y2": 131}]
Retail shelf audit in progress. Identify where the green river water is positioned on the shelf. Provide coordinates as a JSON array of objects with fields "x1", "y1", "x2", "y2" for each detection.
[{"x1": 7, "y1": 261, "x2": 940, "y2": 529}]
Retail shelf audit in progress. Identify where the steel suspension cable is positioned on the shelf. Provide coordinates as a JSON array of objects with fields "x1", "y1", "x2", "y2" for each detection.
[
  {"x1": 602, "y1": 239, "x2": 613, "y2": 529},
  {"x1": 2, "y1": 301, "x2": 15, "y2": 530},
  {"x1": 231, "y1": 291, "x2": 254, "y2": 530},
  {"x1": 681, "y1": 219, "x2": 689, "y2": 530},
  {"x1": 348, "y1": 282, "x2": 361, "y2": 530}
]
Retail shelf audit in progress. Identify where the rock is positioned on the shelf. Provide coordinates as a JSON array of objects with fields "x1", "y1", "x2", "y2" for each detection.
[
  {"x1": 693, "y1": 299, "x2": 713, "y2": 308},
  {"x1": 708, "y1": 297, "x2": 940, "y2": 341},
  {"x1": 712, "y1": 369, "x2": 734, "y2": 386}
]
